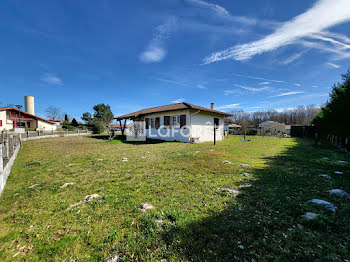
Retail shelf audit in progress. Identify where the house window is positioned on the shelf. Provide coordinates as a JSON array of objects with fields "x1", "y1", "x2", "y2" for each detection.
[
  {"x1": 172, "y1": 116, "x2": 180, "y2": 128},
  {"x1": 149, "y1": 118, "x2": 155, "y2": 128},
  {"x1": 214, "y1": 118, "x2": 219, "y2": 127}
]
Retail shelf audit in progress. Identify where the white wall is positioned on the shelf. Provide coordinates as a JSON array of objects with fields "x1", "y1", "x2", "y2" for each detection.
[
  {"x1": 0, "y1": 111, "x2": 14, "y2": 131},
  {"x1": 137, "y1": 109, "x2": 225, "y2": 143},
  {"x1": 140, "y1": 109, "x2": 191, "y2": 142},
  {"x1": 190, "y1": 111, "x2": 224, "y2": 142},
  {"x1": 37, "y1": 120, "x2": 55, "y2": 131}
]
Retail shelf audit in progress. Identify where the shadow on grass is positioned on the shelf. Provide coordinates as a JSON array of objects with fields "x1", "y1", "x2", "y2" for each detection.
[
  {"x1": 154, "y1": 139, "x2": 350, "y2": 261},
  {"x1": 91, "y1": 135, "x2": 167, "y2": 145}
]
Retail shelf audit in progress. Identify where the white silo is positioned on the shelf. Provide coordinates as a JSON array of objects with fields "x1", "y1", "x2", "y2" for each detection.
[{"x1": 24, "y1": 96, "x2": 35, "y2": 115}]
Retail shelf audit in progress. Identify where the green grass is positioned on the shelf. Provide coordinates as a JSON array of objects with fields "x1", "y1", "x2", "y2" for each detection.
[{"x1": 0, "y1": 135, "x2": 349, "y2": 261}]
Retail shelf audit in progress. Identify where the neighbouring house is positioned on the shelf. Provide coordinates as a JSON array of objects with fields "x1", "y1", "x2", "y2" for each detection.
[
  {"x1": 224, "y1": 123, "x2": 242, "y2": 135},
  {"x1": 0, "y1": 96, "x2": 56, "y2": 131},
  {"x1": 115, "y1": 102, "x2": 231, "y2": 143},
  {"x1": 0, "y1": 107, "x2": 56, "y2": 131},
  {"x1": 258, "y1": 121, "x2": 290, "y2": 135},
  {"x1": 111, "y1": 124, "x2": 124, "y2": 132}
]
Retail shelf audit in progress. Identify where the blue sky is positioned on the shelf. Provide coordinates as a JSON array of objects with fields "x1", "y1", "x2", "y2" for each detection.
[{"x1": 1, "y1": 0, "x2": 350, "y2": 120}]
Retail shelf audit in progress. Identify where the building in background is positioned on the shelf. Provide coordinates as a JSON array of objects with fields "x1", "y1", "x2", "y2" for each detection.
[
  {"x1": 258, "y1": 121, "x2": 291, "y2": 135},
  {"x1": 0, "y1": 96, "x2": 56, "y2": 131}
]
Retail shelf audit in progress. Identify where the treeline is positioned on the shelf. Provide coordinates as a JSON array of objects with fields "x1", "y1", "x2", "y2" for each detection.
[
  {"x1": 312, "y1": 69, "x2": 350, "y2": 150},
  {"x1": 226, "y1": 105, "x2": 321, "y2": 127}
]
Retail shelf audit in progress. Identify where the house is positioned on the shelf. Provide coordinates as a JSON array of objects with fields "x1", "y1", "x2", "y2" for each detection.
[
  {"x1": 0, "y1": 96, "x2": 56, "y2": 131},
  {"x1": 111, "y1": 124, "x2": 124, "y2": 132},
  {"x1": 224, "y1": 123, "x2": 242, "y2": 135},
  {"x1": 258, "y1": 121, "x2": 290, "y2": 135},
  {"x1": 115, "y1": 102, "x2": 231, "y2": 143}
]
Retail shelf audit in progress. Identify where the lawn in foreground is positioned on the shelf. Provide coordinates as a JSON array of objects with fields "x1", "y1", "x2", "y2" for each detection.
[{"x1": 0, "y1": 135, "x2": 349, "y2": 261}]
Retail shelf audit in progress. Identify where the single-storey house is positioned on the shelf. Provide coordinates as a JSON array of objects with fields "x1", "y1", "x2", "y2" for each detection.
[
  {"x1": 115, "y1": 102, "x2": 231, "y2": 143},
  {"x1": 0, "y1": 107, "x2": 56, "y2": 131},
  {"x1": 258, "y1": 121, "x2": 290, "y2": 135}
]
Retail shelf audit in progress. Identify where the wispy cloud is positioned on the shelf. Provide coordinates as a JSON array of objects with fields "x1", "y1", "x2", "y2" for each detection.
[
  {"x1": 216, "y1": 103, "x2": 240, "y2": 110},
  {"x1": 140, "y1": 17, "x2": 178, "y2": 63},
  {"x1": 233, "y1": 74, "x2": 301, "y2": 86},
  {"x1": 171, "y1": 98, "x2": 186, "y2": 103},
  {"x1": 258, "y1": 81, "x2": 270, "y2": 85},
  {"x1": 41, "y1": 74, "x2": 62, "y2": 85},
  {"x1": 204, "y1": 0, "x2": 350, "y2": 63},
  {"x1": 152, "y1": 77, "x2": 187, "y2": 86},
  {"x1": 325, "y1": 62, "x2": 341, "y2": 68},
  {"x1": 281, "y1": 50, "x2": 308, "y2": 64},
  {"x1": 271, "y1": 91, "x2": 304, "y2": 97},
  {"x1": 234, "y1": 84, "x2": 270, "y2": 92},
  {"x1": 187, "y1": 0, "x2": 256, "y2": 25},
  {"x1": 197, "y1": 84, "x2": 208, "y2": 89}
]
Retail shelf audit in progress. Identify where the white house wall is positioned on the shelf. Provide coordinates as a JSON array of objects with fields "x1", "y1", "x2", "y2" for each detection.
[
  {"x1": 138, "y1": 109, "x2": 225, "y2": 143},
  {"x1": 190, "y1": 111, "x2": 224, "y2": 142},
  {"x1": 140, "y1": 109, "x2": 191, "y2": 142},
  {"x1": 0, "y1": 111, "x2": 13, "y2": 130},
  {"x1": 37, "y1": 120, "x2": 55, "y2": 131}
]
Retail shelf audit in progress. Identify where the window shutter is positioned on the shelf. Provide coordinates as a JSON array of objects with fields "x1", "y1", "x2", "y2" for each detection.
[
  {"x1": 180, "y1": 115, "x2": 186, "y2": 128},
  {"x1": 155, "y1": 117, "x2": 160, "y2": 129},
  {"x1": 145, "y1": 118, "x2": 149, "y2": 129},
  {"x1": 0, "y1": 120, "x2": 2, "y2": 127},
  {"x1": 164, "y1": 116, "x2": 170, "y2": 127}
]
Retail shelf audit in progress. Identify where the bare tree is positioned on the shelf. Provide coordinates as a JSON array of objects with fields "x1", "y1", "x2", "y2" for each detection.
[{"x1": 45, "y1": 106, "x2": 61, "y2": 121}]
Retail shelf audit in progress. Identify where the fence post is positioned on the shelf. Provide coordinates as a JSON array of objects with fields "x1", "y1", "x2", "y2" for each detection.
[
  {"x1": 0, "y1": 144, "x2": 3, "y2": 172},
  {"x1": 6, "y1": 136, "x2": 9, "y2": 159},
  {"x1": 78, "y1": 129, "x2": 80, "y2": 134}
]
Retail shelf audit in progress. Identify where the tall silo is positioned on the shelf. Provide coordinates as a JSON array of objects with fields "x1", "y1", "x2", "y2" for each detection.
[{"x1": 24, "y1": 96, "x2": 35, "y2": 115}]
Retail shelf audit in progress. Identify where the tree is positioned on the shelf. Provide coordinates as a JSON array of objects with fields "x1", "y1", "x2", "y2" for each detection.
[
  {"x1": 312, "y1": 69, "x2": 350, "y2": 143},
  {"x1": 45, "y1": 106, "x2": 61, "y2": 121},
  {"x1": 81, "y1": 112, "x2": 93, "y2": 124},
  {"x1": 93, "y1": 104, "x2": 114, "y2": 127},
  {"x1": 71, "y1": 118, "x2": 79, "y2": 127},
  {"x1": 64, "y1": 114, "x2": 69, "y2": 122}
]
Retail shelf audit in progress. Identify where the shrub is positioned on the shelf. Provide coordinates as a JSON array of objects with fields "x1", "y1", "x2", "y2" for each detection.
[{"x1": 92, "y1": 122, "x2": 105, "y2": 134}]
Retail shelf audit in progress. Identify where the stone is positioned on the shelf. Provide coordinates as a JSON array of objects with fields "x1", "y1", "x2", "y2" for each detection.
[
  {"x1": 140, "y1": 203, "x2": 154, "y2": 213},
  {"x1": 209, "y1": 149, "x2": 214, "y2": 151},
  {"x1": 240, "y1": 183, "x2": 252, "y2": 188},
  {"x1": 310, "y1": 199, "x2": 337, "y2": 212},
  {"x1": 140, "y1": 156, "x2": 146, "y2": 159},
  {"x1": 96, "y1": 159, "x2": 103, "y2": 162},
  {"x1": 60, "y1": 182, "x2": 75, "y2": 189},
  {"x1": 334, "y1": 171, "x2": 343, "y2": 175},
  {"x1": 155, "y1": 219, "x2": 164, "y2": 228},
  {"x1": 336, "y1": 160, "x2": 349, "y2": 164},
  {"x1": 195, "y1": 151, "x2": 200, "y2": 153},
  {"x1": 84, "y1": 194, "x2": 101, "y2": 202},
  {"x1": 121, "y1": 158, "x2": 128, "y2": 162},
  {"x1": 223, "y1": 160, "x2": 232, "y2": 164},
  {"x1": 106, "y1": 254, "x2": 119, "y2": 262},
  {"x1": 218, "y1": 187, "x2": 239, "y2": 196},
  {"x1": 240, "y1": 163, "x2": 250, "y2": 168},
  {"x1": 301, "y1": 212, "x2": 318, "y2": 220},
  {"x1": 242, "y1": 173, "x2": 251, "y2": 177},
  {"x1": 328, "y1": 189, "x2": 350, "y2": 199},
  {"x1": 28, "y1": 184, "x2": 39, "y2": 189},
  {"x1": 66, "y1": 201, "x2": 84, "y2": 211},
  {"x1": 66, "y1": 164, "x2": 76, "y2": 167},
  {"x1": 25, "y1": 162, "x2": 41, "y2": 168},
  {"x1": 319, "y1": 174, "x2": 331, "y2": 179}
]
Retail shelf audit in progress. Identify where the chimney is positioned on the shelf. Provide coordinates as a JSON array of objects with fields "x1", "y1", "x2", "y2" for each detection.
[
  {"x1": 24, "y1": 96, "x2": 35, "y2": 115},
  {"x1": 210, "y1": 103, "x2": 214, "y2": 110}
]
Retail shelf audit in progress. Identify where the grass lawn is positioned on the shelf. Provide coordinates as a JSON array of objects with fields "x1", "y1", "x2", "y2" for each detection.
[{"x1": 0, "y1": 135, "x2": 349, "y2": 261}]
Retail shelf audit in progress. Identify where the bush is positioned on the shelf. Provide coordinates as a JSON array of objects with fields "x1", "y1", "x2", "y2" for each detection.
[{"x1": 92, "y1": 122, "x2": 105, "y2": 134}]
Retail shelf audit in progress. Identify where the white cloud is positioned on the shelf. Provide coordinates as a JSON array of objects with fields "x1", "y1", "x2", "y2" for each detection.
[
  {"x1": 203, "y1": 0, "x2": 350, "y2": 63},
  {"x1": 325, "y1": 62, "x2": 340, "y2": 68},
  {"x1": 171, "y1": 98, "x2": 186, "y2": 103},
  {"x1": 312, "y1": 85, "x2": 319, "y2": 88},
  {"x1": 233, "y1": 74, "x2": 301, "y2": 86},
  {"x1": 271, "y1": 91, "x2": 304, "y2": 97},
  {"x1": 41, "y1": 74, "x2": 62, "y2": 85},
  {"x1": 187, "y1": 0, "x2": 256, "y2": 25},
  {"x1": 258, "y1": 81, "x2": 270, "y2": 85},
  {"x1": 197, "y1": 84, "x2": 208, "y2": 89},
  {"x1": 153, "y1": 77, "x2": 187, "y2": 86},
  {"x1": 281, "y1": 50, "x2": 308, "y2": 65},
  {"x1": 140, "y1": 17, "x2": 178, "y2": 63},
  {"x1": 216, "y1": 103, "x2": 240, "y2": 110},
  {"x1": 234, "y1": 84, "x2": 270, "y2": 92}
]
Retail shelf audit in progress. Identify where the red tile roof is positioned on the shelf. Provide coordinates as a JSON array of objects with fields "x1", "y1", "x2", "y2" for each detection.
[
  {"x1": 115, "y1": 103, "x2": 232, "y2": 120},
  {"x1": 0, "y1": 107, "x2": 56, "y2": 124}
]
